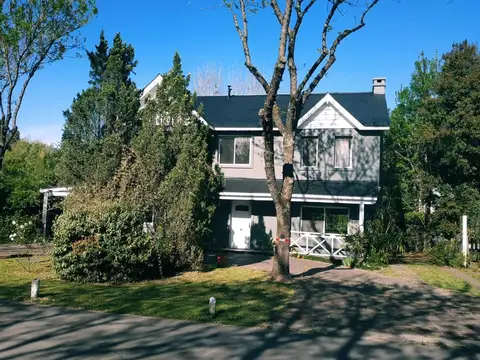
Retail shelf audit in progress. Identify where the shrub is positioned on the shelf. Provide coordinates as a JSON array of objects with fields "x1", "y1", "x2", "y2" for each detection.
[
  {"x1": 53, "y1": 193, "x2": 159, "y2": 283},
  {"x1": 428, "y1": 239, "x2": 464, "y2": 267},
  {"x1": 345, "y1": 218, "x2": 405, "y2": 269}
]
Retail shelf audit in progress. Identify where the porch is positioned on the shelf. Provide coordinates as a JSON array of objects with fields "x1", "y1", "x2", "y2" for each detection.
[{"x1": 291, "y1": 231, "x2": 347, "y2": 258}]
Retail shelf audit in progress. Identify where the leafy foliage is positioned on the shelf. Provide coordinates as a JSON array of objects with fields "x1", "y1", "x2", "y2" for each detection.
[
  {"x1": 56, "y1": 31, "x2": 140, "y2": 186},
  {"x1": 0, "y1": 140, "x2": 58, "y2": 243},
  {"x1": 0, "y1": 0, "x2": 97, "y2": 169},
  {"x1": 53, "y1": 191, "x2": 158, "y2": 283},
  {"x1": 382, "y1": 42, "x2": 480, "y2": 261},
  {"x1": 53, "y1": 53, "x2": 223, "y2": 283},
  {"x1": 345, "y1": 217, "x2": 406, "y2": 269},
  {"x1": 428, "y1": 239, "x2": 464, "y2": 268}
]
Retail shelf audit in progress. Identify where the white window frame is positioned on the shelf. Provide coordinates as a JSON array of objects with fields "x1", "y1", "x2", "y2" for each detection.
[
  {"x1": 334, "y1": 136, "x2": 353, "y2": 169},
  {"x1": 300, "y1": 205, "x2": 350, "y2": 235},
  {"x1": 300, "y1": 136, "x2": 319, "y2": 168},
  {"x1": 218, "y1": 136, "x2": 253, "y2": 167}
]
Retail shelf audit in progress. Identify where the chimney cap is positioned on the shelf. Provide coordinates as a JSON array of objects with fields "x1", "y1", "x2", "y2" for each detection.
[{"x1": 372, "y1": 77, "x2": 386, "y2": 95}]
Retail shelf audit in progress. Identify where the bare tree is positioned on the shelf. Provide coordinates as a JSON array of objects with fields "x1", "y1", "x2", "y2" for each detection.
[
  {"x1": 193, "y1": 62, "x2": 265, "y2": 95},
  {"x1": 0, "y1": 0, "x2": 97, "y2": 170},
  {"x1": 223, "y1": 0, "x2": 381, "y2": 280},
  {"x1": 193, "y1": 62, "x2": 223, "y2": 95}
]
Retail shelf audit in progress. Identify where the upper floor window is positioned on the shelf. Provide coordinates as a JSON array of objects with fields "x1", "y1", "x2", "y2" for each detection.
[
  {"x1": 219, "y1": 137, "x2": 251, "y2": 165},
  {"x1": 334, "y1": 136, "x2": 352, "y2": 169},
  {"x1": 301, "y1": 137, "x2": 318, "y2": 167}
]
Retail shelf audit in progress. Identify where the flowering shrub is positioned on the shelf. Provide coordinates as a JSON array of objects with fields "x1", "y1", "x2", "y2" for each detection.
[{"x1": 9, "y1": 217, "x2": 38, "y2": 245}]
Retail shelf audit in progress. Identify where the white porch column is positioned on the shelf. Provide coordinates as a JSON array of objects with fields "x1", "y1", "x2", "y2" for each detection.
[{"x1": 359, "y1": 202, "x2": 365, "y2": 233}]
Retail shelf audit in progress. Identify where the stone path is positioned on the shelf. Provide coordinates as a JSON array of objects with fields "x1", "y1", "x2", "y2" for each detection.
[{"x1": 0, "y1": 301, "x2": 476, "y2": 360}]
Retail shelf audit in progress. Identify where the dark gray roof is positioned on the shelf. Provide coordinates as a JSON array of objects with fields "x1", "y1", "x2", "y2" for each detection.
[
  {"x1": 196, "y1": 93, "x2": 389, "y2": 128},
  {"x1": 224, "y1": 178, "x2": 379, "y2": 197}
]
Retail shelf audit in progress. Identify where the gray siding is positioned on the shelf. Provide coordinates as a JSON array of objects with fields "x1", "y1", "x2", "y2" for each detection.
[
  {"x1": 294, "y1": 128, "x2": 381, "y2": 182},
  {"x1": 215, "y1": 130, "x2": 381, "y2": 183}
]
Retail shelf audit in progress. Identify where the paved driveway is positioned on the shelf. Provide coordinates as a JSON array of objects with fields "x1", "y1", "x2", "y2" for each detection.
[{"x1": 0, "y1": 301, "x2": 476, "y2": 360}]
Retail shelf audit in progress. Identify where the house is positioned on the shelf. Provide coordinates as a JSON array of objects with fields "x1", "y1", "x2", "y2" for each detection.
[
  {"x1": 41, "y1": 76, "x2": 389, "y2": 258},
  {"x1": 197, "y1": 78, "x2": 389, "y2": 257}
]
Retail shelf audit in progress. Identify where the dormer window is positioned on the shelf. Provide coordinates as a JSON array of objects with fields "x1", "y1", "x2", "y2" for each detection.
[{"x1": 219, "y1": 137, "x2": 251, "y2": 165}]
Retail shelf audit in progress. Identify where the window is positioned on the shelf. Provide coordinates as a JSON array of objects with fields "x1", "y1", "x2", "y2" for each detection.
[
  {"x1": 235, "y1": 205, "x2": 249, "y2": 212},
  {"x1": 324, "y1": 208, "x2": 349, "y2": 234},
  {"x1": 334, "y1": 136, "x2": 352, "y2": 168},
  {"x1": 301, "y1": 137, "x2": 318, "y2": 167},
  {"x1": 301, "y1": 207, "x2": 349, "y2": 234},
  {"x1": 219, "y1": 137, "x2": 251, "y2": 165}
]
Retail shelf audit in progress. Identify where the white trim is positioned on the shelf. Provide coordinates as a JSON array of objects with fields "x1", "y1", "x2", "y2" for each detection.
[
  {"x1": 298, "y1": 93, "x2": 390, "y2": 131},
  {"x1": 220, "y1": 192, "x2": 377, "y2": 204},
  {"x1": 214, "y1": 127, "x2": 279, "y2": 131},
  {"x1": 359, "y1": 202, "x2": 365, "y2": 233},
  {"x1": 141, "y1": 74, "x2": 163, "y2": 100},
  {"x1": 191, "y1": 110, "x2": 213, "y2": 128}
]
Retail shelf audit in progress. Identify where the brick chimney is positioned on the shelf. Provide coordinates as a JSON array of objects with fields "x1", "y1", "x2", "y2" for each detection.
[{"x1": 372, "y1": 77, "x2": 386, "y2": 95}]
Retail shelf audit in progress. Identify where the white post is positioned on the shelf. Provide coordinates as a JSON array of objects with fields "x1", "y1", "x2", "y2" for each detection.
[
  {"x1": 462, "y1": 215, "x2": 468, "y2": 267},
  {"x1": 209, "y1": 297, "x2": 216, "y2": 317},
  {"x1": 31, "y1": 278, "x2": 40, "y2": 299},
  {"x1": 359, "y1": 202, "x2": 365, "y2": 233}
]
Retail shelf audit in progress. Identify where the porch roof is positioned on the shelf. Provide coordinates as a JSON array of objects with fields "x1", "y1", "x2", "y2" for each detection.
[{"x1": 223, "y1": 178, "x2": 379, "y2": 198}]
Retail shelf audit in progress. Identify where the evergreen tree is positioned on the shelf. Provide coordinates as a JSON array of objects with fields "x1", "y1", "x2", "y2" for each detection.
[
  {"x1": 56, "y1": 32, "x2": 140, "y2": 186},
  {"x1": 87, "y1": 30, "x2": 109, "y2": 87},
  {"x1": 53, "y1": 53, "x2": 223, "y2": 282}
]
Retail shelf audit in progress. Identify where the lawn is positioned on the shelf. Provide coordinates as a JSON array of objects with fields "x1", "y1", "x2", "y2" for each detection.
[
  {"x1": 401, "y1": 264, "x2": 480, "y2": 296},
  {"x1": 0, "y1": 257, "x2": 294, "y2": 327}
]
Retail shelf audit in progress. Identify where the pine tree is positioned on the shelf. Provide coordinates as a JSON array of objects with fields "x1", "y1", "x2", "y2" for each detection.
[
  {"x1": 57, "y1": 32, "x2": 140, "y2": 186},
  {"x1": 87, "y1": 30, "x2": 109, "y2": 87}
]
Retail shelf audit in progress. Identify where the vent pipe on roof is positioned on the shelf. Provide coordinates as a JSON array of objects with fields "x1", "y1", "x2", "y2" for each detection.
[{"x1": 227, "y1": 85, "x2": 232, "y2": 99}]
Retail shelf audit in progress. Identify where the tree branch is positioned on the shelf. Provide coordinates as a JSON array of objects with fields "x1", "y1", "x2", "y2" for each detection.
[
  {"x1": 271, "y1": 0, "x2": 283, "y2": 23},
  {"x1": 302, "y1": 0, "x2": 380, "y2": 102},
  {"x1": 225, "y1": 0, "x2": 270, "y2": 92},
  {"x1": 297, "y1": 0, "x2": 342, "y2": 94}
]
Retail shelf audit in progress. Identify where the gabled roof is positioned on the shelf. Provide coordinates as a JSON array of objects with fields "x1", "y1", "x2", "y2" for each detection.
[{"x1": 195, "y1": 92, "x2": 389, "y2": 129}]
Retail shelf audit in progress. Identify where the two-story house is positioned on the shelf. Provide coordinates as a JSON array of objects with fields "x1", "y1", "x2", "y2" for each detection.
[
  {"x1": 196, "y1": 78, "x2": 389, "y2": 257},
  {"x1": 42, "y1": 76, "x2": 388, "y2": 257}
]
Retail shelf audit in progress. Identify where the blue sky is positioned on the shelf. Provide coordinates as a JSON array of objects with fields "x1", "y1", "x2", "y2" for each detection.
[{"x1": 19, "y1": 0, "x2": 480, "y2": 144}]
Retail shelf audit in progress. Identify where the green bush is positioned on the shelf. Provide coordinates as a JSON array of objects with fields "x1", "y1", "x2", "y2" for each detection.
[
  {"x1": 345, "y1": 218, "x2": 405, "y2": 269},
  {"x1": 428, "y1": 239, "x2": 464, "y2": 267},
  {"x1": 53, "y1": 193, "x2": 159, "y2": 283}
]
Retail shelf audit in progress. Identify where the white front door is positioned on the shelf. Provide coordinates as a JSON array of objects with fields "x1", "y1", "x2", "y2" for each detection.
[{"x1": 230, "y1": 201, "x2": 251, "y2": 249}]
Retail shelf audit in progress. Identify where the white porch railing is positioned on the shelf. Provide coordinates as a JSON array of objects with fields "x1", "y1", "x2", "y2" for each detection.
[{"x1": 290, "y1": 231, "x2": 347, "y2": 258}]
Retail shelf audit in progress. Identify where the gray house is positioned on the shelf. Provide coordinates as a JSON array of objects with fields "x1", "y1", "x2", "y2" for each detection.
[{"x1": 198, "y1": 78, "x2": 389, "y2": 257}]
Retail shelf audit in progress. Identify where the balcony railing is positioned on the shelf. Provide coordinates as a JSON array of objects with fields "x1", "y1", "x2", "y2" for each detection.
[{"x1": 290, "y1": 231, "x2": 347, "y2": 258}]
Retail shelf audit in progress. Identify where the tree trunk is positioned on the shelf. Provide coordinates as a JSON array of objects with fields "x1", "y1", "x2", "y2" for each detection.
[
  {"x1": 272, "y1": 202, "x2": 292, "y2": 281},
  {"x1": 271, "y1": 132, "x2": 295, "y2": 281}
]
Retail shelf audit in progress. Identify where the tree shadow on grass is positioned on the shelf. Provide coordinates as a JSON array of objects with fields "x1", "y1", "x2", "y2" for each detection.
[{"x1": 1, "y1": 270, "x2": 480, "y2": 359}]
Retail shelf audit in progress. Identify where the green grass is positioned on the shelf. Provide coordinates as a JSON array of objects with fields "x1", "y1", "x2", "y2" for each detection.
[
  {"x1": 0, "y1": 257, "x2": 294, "y2": 327},
  {"x1": 406, "y1": 264, "x2": 480, "y2": 296}
]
